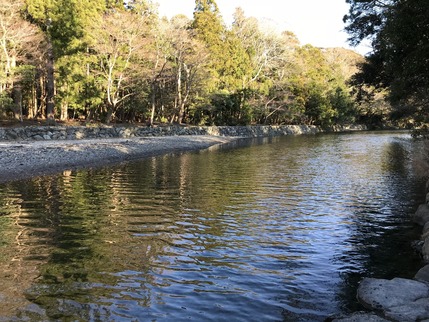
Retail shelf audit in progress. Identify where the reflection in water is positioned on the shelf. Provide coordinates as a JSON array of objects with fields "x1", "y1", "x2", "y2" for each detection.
[{"x1": 0, "y1": 132, "x2": 424, "y2": 321}]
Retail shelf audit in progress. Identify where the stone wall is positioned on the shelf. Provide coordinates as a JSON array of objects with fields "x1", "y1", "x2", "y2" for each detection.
[{"x1": 0, "y1": 124, "x2": 366, "y2": 141}]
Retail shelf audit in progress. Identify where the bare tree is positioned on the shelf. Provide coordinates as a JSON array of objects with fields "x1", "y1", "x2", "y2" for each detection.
[
  {"x1": 0, "y1": 0, "x2": 45, "y2": 121},
  {"x1": 90, "y1": 8, "x2": 152, "y2": 123},
  {"x1": 167, "y1": 15, "x2": 209, "y2": 123}
]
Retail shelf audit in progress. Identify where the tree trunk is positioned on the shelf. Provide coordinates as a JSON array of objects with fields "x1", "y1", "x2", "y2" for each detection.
[
  {"x1": 176, "y1": 61, "x2": 183, "y2": 124},
  {"x1": 86, "y1": 108, "x2": 95, "y2": 122},
  {"x1": 60, "y1": 101, "x2": 68, "y2": 121},
  {"x1": 28, "y1": 81, "x2": 37, "y2": 119},
  {"x1": 12, "y1": 85, "x2": 23, "y2": 122},
  {"x1": 46, "y1": 43, "x2": 55, "y2": 124},
  {"x1": 149, "y1": 83, "x2": 156, "y2": 126},
  {"x1": 105, "y1": 104, "x2": 115, "y2": 124}
]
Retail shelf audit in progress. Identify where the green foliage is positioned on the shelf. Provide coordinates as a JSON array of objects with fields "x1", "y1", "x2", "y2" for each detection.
[
  {"x1": 204, "y1": 91, "x2": 251, "y2": 125},
  {"x1": 191, "y1": 0, "x2": 225, "y2": 92},
  {"x1": 281, "y1": 45, "x2": 358, "y2": 127},
  {"x1": 0, "y1": 0, "x2": 361, "y2": 125},
  {"x1": 0, "y1": 93, "x2": 13, "y2": 113}
]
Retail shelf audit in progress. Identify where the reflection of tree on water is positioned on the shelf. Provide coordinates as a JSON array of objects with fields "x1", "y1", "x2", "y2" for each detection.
[
  {"x1": 333, "y1": 138, "x2": 425, "y2": 313},
  {"x1": 0, "y1": 140, "x2": 271, "y2": 320},
  {"x1": 0, "y1": 186, "x2": 42, "y2": 317},
  {"x1": 0, "y1": 133, "x2": 423, "y2": 320},
  {"x1": 0, "y1": 170, "x2": 164, "y2": 319},
  {"x1": 0, "y1": 182, "x2": 55, "y2": 318}
]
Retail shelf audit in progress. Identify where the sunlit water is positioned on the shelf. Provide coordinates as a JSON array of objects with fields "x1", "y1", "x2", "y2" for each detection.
[{"x1": 0, "y1": 131, "x2": 425, "y2": 321}]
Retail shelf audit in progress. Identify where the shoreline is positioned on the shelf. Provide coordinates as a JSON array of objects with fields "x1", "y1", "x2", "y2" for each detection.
[
  {"x1": 0, "y1": 124, "x2": 350, "y2": 183},
  {"x1": 0, "y1": 135, "x2": 237, "y2": 183}
]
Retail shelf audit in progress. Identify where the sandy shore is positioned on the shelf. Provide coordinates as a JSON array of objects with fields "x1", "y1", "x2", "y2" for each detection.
[{"x1": 0, "y1": 135, "x2": 236, "y2": 183}]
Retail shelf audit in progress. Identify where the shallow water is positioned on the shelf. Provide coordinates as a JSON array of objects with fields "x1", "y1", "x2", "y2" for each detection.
[{"x1": 0, "y1": 131, "x2": 425, "y2": 321}]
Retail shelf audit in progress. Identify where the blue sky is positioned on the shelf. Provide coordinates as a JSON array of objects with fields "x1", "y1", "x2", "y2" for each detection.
[{"x1": 155, "y1": 0, "x2": 370, "y2": 55}]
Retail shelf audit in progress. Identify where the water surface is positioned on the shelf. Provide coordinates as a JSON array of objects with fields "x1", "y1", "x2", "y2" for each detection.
[{"x1": 0, "y1": 131, "x2": 424, "y2": 321}]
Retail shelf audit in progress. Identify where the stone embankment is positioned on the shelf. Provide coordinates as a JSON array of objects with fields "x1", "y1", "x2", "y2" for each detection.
[
  {"x1": 334, "y1": 183, "x2": 429, "y2": 321},
  {"x1": 0, "y1": 124, "x2": 366, "y2": 183},
  {"x1": 0, "y1": 124, "x2": 365, "y2": 141}
]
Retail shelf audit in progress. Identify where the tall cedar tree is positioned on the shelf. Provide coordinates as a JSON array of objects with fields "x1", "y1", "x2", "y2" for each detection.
[{"x1": 191, "y1": 0, "x2": 224, "y2": 92}]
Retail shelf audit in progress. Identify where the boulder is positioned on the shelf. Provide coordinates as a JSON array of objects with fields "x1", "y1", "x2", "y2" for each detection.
[
  {"x1": 411, "y1": 204, "x2": 429, "y2": 226},
  {"x1": 422, "y1": 222, "x2": 429, "y2": 239},
  {"x1": 415, "y1": 264, "x2": 429, "y2": 282},
  {"x1": 332, "y1": 312, "x2": 389, "y2": 321},
  {"x1": 422, "y1": 239, "x2": 429, "y2": 262},
  {"x1": 384, "y1": 297, "x2": 429, "y2": 321},
  {"x1": 357, "y1": 277, "x2": 429, "y2": 321}
]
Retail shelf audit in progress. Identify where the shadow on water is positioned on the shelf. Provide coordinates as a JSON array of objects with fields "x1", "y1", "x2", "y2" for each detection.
[
  {"x1": 0, "y1": 131, "x2": 425, "y2": 321},
  {"x1": 332, "y1": 136, "x2": 425, "y2": 315}
]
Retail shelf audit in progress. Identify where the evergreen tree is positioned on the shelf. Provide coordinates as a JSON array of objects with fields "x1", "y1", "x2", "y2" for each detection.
[
  {"x1": 191, "y1": 0, "x2": 224, "y2": 92},
  {"x1": 345, "y1": 0, "x2": 429, "y2": 123}
]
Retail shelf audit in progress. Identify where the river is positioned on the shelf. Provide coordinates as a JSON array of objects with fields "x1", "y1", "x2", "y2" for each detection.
[{"x1": 0, "y1": 131, "x2": 425, "y2": 321}]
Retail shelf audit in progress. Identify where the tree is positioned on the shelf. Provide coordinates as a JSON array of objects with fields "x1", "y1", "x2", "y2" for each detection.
[
  {"x1": 167, "y1": 15, "x2": 209, "y2": 123},
  {"x1": 192, "y1": 0, "x2": 225, "y2": 92},
  {"x1": 283, "y1": 45, "x2": 358, "y2": 127},
  {"x1": 89, "y1": 5, "x2": 153, "y2": 123},
  {"x1": 0, "y1": 0, "x2": 45, "y2": 121},
  {"x1": 231, "y1": 9, "x2": 301, "y2": 125},
  {"x1": 145, "y1": 17, "x2": 170, "y2": 126},
  {"x1": 344, "y1": 0, "x2": 429, "y2": 123},
  {"x1": 24, "y1": 0, "x2": 57, "y2": 122},
  {"x1": 343, "y1": 0, "x2": 392, "y2": 46},
  {"x1": 48, "y1": 0, "x2": 106, "y2": 121}
]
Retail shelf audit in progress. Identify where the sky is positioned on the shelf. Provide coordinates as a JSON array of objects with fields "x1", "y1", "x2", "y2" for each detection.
[{"x1": 155, "y1": 0, "x2": 371, "y2": 55}]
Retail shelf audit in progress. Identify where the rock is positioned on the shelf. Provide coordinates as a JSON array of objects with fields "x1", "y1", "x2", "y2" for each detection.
[
  {"x1": 6, "y1": 131, "x2": 18, "y2": 140},
  {"x1": 412, "y1": 204, "x2": 429, "y2": 226},
  {"x1": 384, "y1": 297, "x2": 429, "y2": 321},
  {"x1": 422, "y1": 222, "x2": 429, "y2": 239},
  {"x1": 411, "y1": 239, "x2": 424, "y2": 254},
  {"x1": 422, "y1": 240, "x2": 429, "y2": 262},
  {"x1": 332, "y1": 312, "x2": 389, "y2": 322},
  {"x1": 357, "y1": 278, "x2": 429, "y2": 321},
  {"x1": 415, "y1": 264, "x2": 429, "y2": 282}
]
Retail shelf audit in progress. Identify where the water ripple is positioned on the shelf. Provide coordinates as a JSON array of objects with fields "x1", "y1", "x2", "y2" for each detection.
[{"x1": 0, "y1": 132, "x2": 424, "y2": 321}]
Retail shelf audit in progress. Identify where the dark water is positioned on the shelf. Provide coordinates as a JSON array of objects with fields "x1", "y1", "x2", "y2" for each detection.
[{"x1": 0, "y1": 132, "x2": 425, "y2": 321}]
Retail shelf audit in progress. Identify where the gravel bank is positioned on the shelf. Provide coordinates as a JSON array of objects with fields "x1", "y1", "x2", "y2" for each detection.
[{"x1": 0, "y1": 135, "x2": 236, "y2": 183}]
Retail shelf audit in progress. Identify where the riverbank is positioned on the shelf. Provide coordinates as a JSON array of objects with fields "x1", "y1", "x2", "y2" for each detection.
[
  {"x1": 0, "y1": 124, "x2": 366, "y2": 183},
  {"x1": 0, "y1": 136, "x2": 238, "y2": 183}
]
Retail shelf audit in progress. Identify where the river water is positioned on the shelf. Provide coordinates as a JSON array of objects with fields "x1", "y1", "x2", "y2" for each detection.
[{"x1": 0, "y1": 131, "x2": 425, "y2": 321}]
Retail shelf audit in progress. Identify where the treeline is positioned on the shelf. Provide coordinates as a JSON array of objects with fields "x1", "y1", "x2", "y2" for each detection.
[{"x1": 0, "y1": 0, "x2": 364, "y2": 126}]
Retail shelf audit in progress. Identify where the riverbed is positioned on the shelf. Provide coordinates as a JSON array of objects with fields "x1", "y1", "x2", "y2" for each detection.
[{"x1": 0, "y1": 131, "x2": 424, "y2": 321}]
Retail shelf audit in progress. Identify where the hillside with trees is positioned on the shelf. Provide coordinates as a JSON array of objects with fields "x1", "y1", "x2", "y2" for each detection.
[{"x1": 0, "y1": 0, "x2": 364, "y2": 127}]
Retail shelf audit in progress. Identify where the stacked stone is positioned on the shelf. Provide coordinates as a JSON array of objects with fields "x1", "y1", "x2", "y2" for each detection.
[{"x1": 0, "y1": 124, "x2": 367, "y2": 142}]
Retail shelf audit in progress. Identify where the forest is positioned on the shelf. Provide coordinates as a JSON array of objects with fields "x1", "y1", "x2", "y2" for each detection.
[
  {"x1": 0, "y1": 0, "x2": 368, "y2": 127},
  {"x1": 1, "y1": 0, "x2": 426, "y2": 128}
]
